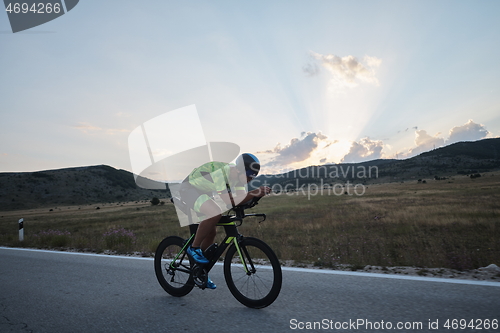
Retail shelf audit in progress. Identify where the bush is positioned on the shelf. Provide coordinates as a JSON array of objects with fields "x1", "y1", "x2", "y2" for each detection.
[
  {"x1": 103, "y1": 227, "x2": 136, "y2": 252},
  {"x1": 35, "y1": 230, "x2": 71, "y2": 248},
  {"x1": 150, "y1": 197, "x2": 160, "y2": 205}
]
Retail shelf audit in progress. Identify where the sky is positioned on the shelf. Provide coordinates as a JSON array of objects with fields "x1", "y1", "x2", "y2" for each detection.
[{"x1": 1, "y1": 0, "x2": 499, "y2": 176}]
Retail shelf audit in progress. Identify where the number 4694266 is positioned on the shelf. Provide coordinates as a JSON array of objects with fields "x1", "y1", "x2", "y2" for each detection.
[
  {"x1": 5, "y1": 2, "x2": 61, "y2": 14},
  {"x1": 444, "y1": 319, "x2": 498, "y2": 330}
]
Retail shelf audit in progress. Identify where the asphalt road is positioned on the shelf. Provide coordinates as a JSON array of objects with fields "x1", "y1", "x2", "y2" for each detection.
[{"x1": 1, "y1": 247, "x2": 499, "y2": 333}]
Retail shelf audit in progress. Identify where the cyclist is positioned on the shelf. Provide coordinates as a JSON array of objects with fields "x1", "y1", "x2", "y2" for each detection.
[{"x1": 180, "y1": 153, "x2": 271, "y2": 289}]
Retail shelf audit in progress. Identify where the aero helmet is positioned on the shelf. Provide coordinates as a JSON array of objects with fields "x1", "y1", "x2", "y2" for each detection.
[{"x1": 236, "y1": 153, "x2": 260, "y2": 178}]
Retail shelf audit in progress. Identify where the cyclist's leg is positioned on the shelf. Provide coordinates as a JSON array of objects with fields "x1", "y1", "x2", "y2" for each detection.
[
  {"x1": 179, "y1": 184, "x2": 215, "y2": 242},
  {"x1": 192, "y1": 199, "x2": 221, "y2": 251},
  {"x1": 189, "y1": 197, "x2": 221, "y2": 289}
]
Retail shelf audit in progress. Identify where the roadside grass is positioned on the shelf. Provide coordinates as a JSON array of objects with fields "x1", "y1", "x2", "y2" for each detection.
[
  {"x1": 0, "y1": 174, "x2": 498, "y2": 269},
  {"x1": 0, "y1": 204, "x2": 189, "y2": 255}
]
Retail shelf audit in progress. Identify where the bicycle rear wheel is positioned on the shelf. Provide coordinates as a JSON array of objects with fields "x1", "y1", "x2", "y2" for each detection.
[
  {"x1": 224, "y1": 237, "x2": 282, "y2": 308},
  {"x1": 154, "y1": 236, "x2": 194, "y2": 297}
]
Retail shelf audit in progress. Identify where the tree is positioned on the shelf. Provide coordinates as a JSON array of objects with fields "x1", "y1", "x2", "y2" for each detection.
[{"x1": 150, "y1": 197, "x2": 160, "y2": 205}]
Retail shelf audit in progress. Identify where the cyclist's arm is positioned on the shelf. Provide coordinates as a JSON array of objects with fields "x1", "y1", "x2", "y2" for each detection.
[
  {"x1": 218, "y1": 186, "x2": 270, "y2": 208},
  {"x1": 232, "y1": 186, "x2": 271, "y2": 206}
]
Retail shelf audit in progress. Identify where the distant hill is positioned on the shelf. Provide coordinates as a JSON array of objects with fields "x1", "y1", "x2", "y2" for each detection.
[
  {"x1": 0, "y1": 165, "x2": 169, "y2": 211},
  {"x1": 1, "y1": 138, "x2": 499, "y2": 211},
  {"x1": 420, "y1": 138, "x2": 500, "y2": 160},
  {"x1": 253, "y1": 138, "x2": 500, "y2": 189}
]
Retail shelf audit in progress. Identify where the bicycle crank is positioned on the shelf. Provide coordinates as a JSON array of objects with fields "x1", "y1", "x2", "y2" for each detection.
[{"x1": 192, "y1": 264, "x2": 208, "y2": 288}]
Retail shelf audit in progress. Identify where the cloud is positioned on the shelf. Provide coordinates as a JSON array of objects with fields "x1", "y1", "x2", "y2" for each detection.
[
  {"x1": 74, "y1": 122, "x2": 129, "y2": 135},
  {"x1": 447, "y1": 119, "x2": 489, "y2": 144},
  {"x1": 115, "y1": 112, "x2": 132, "y2": 118},
  {"x1": 397, "y1": 126, "x2": 418, "y2": 134},
  {"x1": 74, "y1": 122, "x2": 102, "y2": 133},
  {"x1": 261, "y1": 132, "x2": 332, "y2": 167},
  {"x1": 302, "y1": 62, "x2": 319, "y2": 76},
  {"x1": 305, "y1": 52, "x2": 381, "y2": 89},
  {"x1": 400, "y1": 130, "x2": 445, "y2": 158},
  {"x1": 415, "y1": 130, "x2": 445, "y2": 153},
  {"x1": 341, "y1": 138, "x2": 384, "y2": 163},
  {"x1": 397, "y1": 120, "x2": 489, "y2": 159}
]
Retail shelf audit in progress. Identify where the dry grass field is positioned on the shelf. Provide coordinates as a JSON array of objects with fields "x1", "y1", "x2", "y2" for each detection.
[
  {"x1": 1, "y1": 173, "x2": 499, "y2": 271},
  {"x1": 248, "y1": 173, "x2": 500, "y2": 271}
]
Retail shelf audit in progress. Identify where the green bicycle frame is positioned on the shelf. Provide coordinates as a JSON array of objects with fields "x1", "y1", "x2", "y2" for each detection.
[{"x1": 171, "y1": 219, "x2": 256, "y2": 275}]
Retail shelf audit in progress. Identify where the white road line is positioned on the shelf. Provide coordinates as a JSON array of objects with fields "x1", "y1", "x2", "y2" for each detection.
[
  {"x1": 2, "y1": 246, "x2": 499, "y2": 287},
  {"x1": 0, "y1": 246, "x2": 152, "y2": 260}
]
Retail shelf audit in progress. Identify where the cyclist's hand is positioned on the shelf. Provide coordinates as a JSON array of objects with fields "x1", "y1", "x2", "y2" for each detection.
[{"x1": 255, "y1": 186, "x2": 271, "y2": 197}]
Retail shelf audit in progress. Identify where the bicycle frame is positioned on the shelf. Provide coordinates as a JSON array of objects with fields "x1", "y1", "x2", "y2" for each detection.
[{"x1": 169, "y1": 204, "x2": 267, "y2": 279}]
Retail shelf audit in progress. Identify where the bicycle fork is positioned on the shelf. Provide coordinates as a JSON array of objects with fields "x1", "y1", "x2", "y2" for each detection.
[{"x1": 231, "y1": 236, "x2": 256, "y2": 275}]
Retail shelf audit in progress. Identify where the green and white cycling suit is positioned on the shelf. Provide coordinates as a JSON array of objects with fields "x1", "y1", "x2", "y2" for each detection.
[{"x1": 179, "y1": 161, "x2": 246, "y2": 213}]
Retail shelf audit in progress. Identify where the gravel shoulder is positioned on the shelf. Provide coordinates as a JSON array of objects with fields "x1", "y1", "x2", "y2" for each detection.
[{"x1": 281, "y1": 260, "x2": 500, "y2": 282}]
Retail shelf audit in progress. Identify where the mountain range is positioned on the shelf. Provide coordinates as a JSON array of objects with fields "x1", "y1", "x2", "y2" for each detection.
[
  {"x1": 0, "y1": 165, "x2": 167, "y2": 211},
  {"x1": 1, "y1": 138, "x2": 499, "y2": 211}
]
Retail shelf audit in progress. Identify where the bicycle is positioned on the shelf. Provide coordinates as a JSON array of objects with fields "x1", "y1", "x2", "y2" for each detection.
[{"x1": 154, "y1": 195, "x2": 282, "y2": 309}]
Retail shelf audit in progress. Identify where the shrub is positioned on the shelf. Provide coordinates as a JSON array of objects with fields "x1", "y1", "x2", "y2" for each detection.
[
  {"x1": 150, "y1": 197, "x2": 160, "y2": 205},
  {"x1": 35, "y1": 230, "x2": 71, "y2": 248},
  {"x1": 103, "y1": 227, "x2": 136, "y2": 252}
]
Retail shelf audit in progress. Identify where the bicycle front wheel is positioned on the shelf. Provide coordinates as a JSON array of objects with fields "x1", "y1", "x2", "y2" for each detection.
[
  {"x1": 154, "y1": 236, "x2": 194, "y2": 297},
  {"x1": 224, "y1": 237, "x2": 282, "y2": 308}
]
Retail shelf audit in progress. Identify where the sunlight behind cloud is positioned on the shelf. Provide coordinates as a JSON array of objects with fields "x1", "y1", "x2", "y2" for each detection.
[
  {"x1": 341, "y1": 137, "x2": 384, "y2": 163},
  {"x1": 300, "y1": 50, "x2": 386, "y2": 155},
  {"x1": 258, "y1": 132, "x2": 343, "y2": 173},
  {"x1": 307, "y1": 52, "x2": 382, "y2": 90}
]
